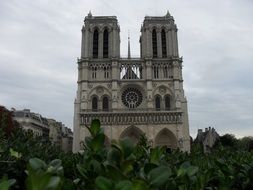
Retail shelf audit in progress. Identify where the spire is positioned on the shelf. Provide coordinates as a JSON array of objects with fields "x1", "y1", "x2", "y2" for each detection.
[
  {"x1": 165, "y1": 10, "x2": 171, "y2": 17},
  {"x1": 128, "y1": 30, "x2": 131, "y2": 59},
  {"x1": 88, "y1": 11, "x2": 92, "y2": 18}
]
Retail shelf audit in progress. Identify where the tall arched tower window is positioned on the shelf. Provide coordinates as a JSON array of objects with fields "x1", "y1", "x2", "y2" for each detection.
[
  {"x1": 155, "y1": 96, "x2": 161, "y2": 110},
  {"x1": 92, "y1": 96, "x2": 98, "y2": 111},
  {"x1": 165, "y1": 95, "x2": 171, "y2": 110},
  {"x1": 161, "y1": 29, "x2": 167, "y2": 58},
  {"x1": 103, "y1": 29, "x2": 109, "y2": 58},
  {"x1": 152, "y1": 29, "x2": 157, "y2": 58},
  {"x1": 102, "y1": 96, "x2": 109, "y2": 111},
  {"x1": 93, "y1": 29, "x2": 99, "y2": 58}
]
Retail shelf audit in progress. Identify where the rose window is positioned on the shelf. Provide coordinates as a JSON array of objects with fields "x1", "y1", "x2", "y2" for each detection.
[{"x1": 122, "y1": 88, "x2": 143, "y2": 108}]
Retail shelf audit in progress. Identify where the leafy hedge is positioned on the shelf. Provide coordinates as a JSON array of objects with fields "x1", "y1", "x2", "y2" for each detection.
[{"x1": 1, "y1": 113, "x2": 253, "y2": 189}]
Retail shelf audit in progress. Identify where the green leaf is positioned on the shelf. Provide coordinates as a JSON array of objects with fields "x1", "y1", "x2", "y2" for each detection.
[
  {"x1": 89, "y1": 119, "x2": 101, "y2": 137},
  {"x1": 150, "y1": 147, "x2": 164, "y2": 165},
  {"x1": 107, "y1": 148, "x2": 122, "y2": 165},
  {"x1": 89, "y1": 160, "x2": 102, "y2": 173},
  {"x1": 95, "y1": 176, "x2": 113, "y2": 190},
  {"x1": 0, "y1": 177, "x2": 10, "y2": 190},
  {"x1": 132, "y1": 180, "x2": 149, "y2": 190},
  {"x1": 85, "y1": 136, "x2": 92, "y2": 148},
  {"x1": 8, "y1": 179, "x2": 16, "y2": 187},
  {"x1": 144, "y1": 163, "x2": 158, "y2": 175},
  {"x1": 47, "y1": 176, "x2": 61, "y2": 189},
  {"x1": 10, "y1": 148, "x2": 22, "y2": 158},
  {"x1": 121, "y1": 160, "x2": 134, "y2": 174},
  {"x1": 91, "y1": 133, "x2": 105, "y2": 151},
  {"x1": 115, "y1": 180, "x2": 132, "y2": 190},
  {"x1": 186, "y1": 166, "x2": 199, "y2": 177},
  {"x1": 106, "y1": 165, "x2": 126, "y2": 181},
  {"x1": 77, "y1": 164, "x2": 87, "y2": 179},
  {"x1": 177, "y1": 168, "x2": 186, "y2": 177},
  {"x1": 73, "y1": 178, "x2": 80, "y2": 185},
  {"x1": 29, "y1": 158, "x2": 46, "y2": 170},
  {"x1": 49, "y1": 159, "x2": 62, "y2": 168},
  {"x1": 119, "y1": 138, "x2": 134, "y2": 158},
  {"x1": 148, "y1": 166, "x2": 171, "y2": 187}
]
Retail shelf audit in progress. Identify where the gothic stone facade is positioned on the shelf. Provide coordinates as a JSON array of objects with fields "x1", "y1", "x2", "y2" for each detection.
[{"x1": 73, "y1": 12, "x2": 190, "y2": 152}]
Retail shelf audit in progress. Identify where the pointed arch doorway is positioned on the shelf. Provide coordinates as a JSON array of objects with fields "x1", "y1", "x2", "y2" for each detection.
[
  {"x1": 155, "y1": 128, "x2": 177, "y2": 149},
  {"x1": 120, "y1": 126, "x2": 144, "y2": 144}
]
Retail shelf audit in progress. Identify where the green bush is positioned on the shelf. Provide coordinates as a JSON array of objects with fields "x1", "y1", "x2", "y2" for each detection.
[{"x1": 1, "y1": 114, "x2": 253, "y2": 189}]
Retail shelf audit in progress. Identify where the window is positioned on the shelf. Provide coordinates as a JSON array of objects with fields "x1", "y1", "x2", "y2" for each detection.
[
  {"x1": 104, "y1": 67, "x2": 109, "y2": 78},
  {"x1": 103, "y1": 29, "x2": 109, "y2": 58},
  {"x1": 165, "y1": 95, "x2": 170, "y2": 110},
  {"x1": 139, "y1": 66, "x2": 143, "y2": 79},
  {"x1": 93, "y1": 29, "x2": 99, "y2": 58},
  {"x1": 121, "y1": 88, "x2": 143, "y2": 109},
  {"x1": 92, "y1": 67, "x2": 97, "y2": 79},
  {"x1": 163, "y1": 66, "x2": 168, "y2": 78},
  {"x1": 154, "y1": 66, "x2": 159, "y2": 79},
  {"x1": 152, "y1": 29, "x2": 157, "y2": 58},
  {"x1": 92, "y1": 97, "x2": 98, "y2": 111},
  {"x1": 161, "y1": 29, "x2": 167, "y2": 58},
  {"x1": 102, "y1": 96, "x2": 109, "y2": 111},
  {"x1": 155, "y1": 96, "x2": 161, "y2": 110}
]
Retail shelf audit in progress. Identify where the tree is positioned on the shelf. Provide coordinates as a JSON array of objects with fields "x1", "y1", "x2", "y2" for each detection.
[{"x1": 218, "y1": 134, "x2": 238, "y2": 147}]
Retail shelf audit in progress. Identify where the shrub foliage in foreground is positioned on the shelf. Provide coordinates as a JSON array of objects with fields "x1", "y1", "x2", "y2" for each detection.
[{"x1": 1, "y1": 117, "x2": 253, "y2": 189}]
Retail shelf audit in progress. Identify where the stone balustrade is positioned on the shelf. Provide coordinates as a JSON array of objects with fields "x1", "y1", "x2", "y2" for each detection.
[{"x1": 80, "y1": 111, "x2": 182, "y2": 125}]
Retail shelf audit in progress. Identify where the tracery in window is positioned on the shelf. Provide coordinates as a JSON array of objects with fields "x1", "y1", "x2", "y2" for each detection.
[
  {"x1": 102, "y1": 96, "x2": 109, "y2": 111},
  {"x1": 92, "y1": 67, "x2": 97, "y2": 79},
  {"x1": 165, "y1": 95, "x2": 171, "y2": 110},
  {"x1": 155, "y1": 95, "x2": 161, "y2": 110},
  {"x1": 92, "y1": 96, "x2": 98, "y2": 111},
  {"x1": 154, "y1": 66, "x2": 159, "y2": 79},
  {"x1": 122, "y1": 88, "x2": 143, "y2": 109},
  {"x1": 163, "y1": 66, "x2": 168, "y2": 78},
  {"x1": 104, "y1": 67, "x2": 109, "y2": 78}
]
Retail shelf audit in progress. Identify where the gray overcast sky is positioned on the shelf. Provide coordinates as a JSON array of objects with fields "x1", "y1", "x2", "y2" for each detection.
[{"x1": 1, "y1": 0, "x2": 253, "y2": 138}]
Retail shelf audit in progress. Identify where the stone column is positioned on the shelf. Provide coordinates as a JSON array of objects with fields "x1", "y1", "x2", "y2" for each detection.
[
  {"x1": 146, "y1": 60, "x2": 153, "y2": 109},
  {"x1": 112, "y1": 29, "x2": 116, "y2": 57},
  {"x1": 146, "y1": 29, "x2": 151, "y2": 58},
  {"x1": 89, "y1": 30, "x2": 93, "y2": 58},
  {"x1": 172, "y1": 28, "x2": 179, "y2": 57},
  {"x1": 166, "y1": 29, "x2": 170, "y2": 57},
  {"x1": 80, "y1": 61, "x2": 88, "y2": 110},
  {"x1": 111, "y1": 60, "x2": 119, "y2": 110},
  {"x1": 81, "y1": 26, "x2": 85, "y2": 58},
  {"x1": 116, "y1": 29, "x2": 120, "y2": 57},
  {"x1": 85, "y1": 28, "x2": 90, "y2": 58},
  {"x1": 174, "y1": 29, "x2": 179, "y2": 57}
]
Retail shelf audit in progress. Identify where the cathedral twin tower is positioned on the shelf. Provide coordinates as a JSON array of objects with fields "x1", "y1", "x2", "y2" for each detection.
[{"x1": 73, "y1": 12, "x2": 190, "y2": 152}]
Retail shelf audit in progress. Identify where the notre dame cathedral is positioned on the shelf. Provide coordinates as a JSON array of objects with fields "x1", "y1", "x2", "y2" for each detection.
[{"x1": 73, "y1": 12, "x2": 190, "y2": 152}]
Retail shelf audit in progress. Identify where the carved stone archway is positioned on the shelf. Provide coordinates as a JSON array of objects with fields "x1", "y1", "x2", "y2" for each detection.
[
  {"x1": 120, "y1": 126, "x2": 144, "y2": 144},
  {"x1": 155, "y1": 128, "x2": 177, "y2": 149}
]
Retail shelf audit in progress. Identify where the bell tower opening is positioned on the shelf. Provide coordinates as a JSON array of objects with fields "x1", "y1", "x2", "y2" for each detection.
[
  {"x1": 103, "y1": 29, "x2": 109, "y2": 58},
  {"x1": 93, "y1": 29, "x2": 99, "y2": 58}
]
